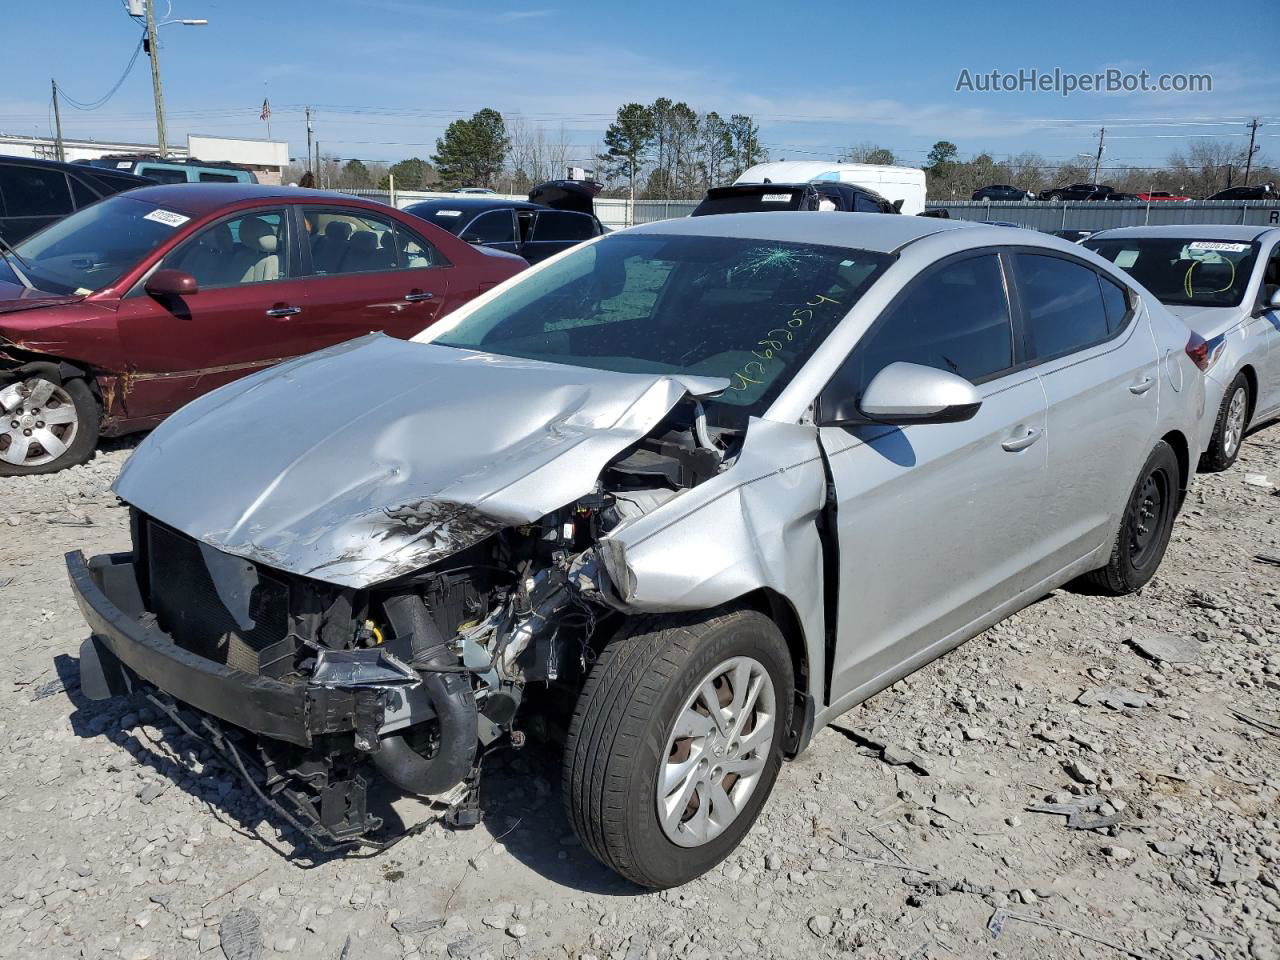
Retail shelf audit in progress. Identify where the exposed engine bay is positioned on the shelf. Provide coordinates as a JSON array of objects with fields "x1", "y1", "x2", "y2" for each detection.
[{"x1": 96, "y1": 401, "x2": 742, "y2": 847}]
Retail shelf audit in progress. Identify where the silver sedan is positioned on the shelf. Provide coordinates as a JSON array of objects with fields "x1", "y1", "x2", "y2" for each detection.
[
  {"x1": 71, "y1": 213, "x2": 1205, "y2": 889},
  {"x1": 1086, "y1": 225, "x2": 1280, "y2": 470}
]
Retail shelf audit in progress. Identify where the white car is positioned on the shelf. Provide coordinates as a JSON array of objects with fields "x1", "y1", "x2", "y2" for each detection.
[{"x1": 1086, "y1": 226, "x2": 1280, "y2": 470}]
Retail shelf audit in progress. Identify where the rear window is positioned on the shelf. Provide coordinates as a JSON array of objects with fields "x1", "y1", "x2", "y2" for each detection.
[
  {"x1": 691, "y1": 189, "x2": 806, "y2": 216},
  {"x1": 404, "y1": 203, "x2": 473, "y2": 235},
  {"x1": 1085, "y1": 237, "x2": 1259, "y2": 308},
  {"x1": 137, "y1": 166, "x2": 189, "y2": 184},
  {"x1": 198, "y1": 171, "x2": 240, "y2": 183}
]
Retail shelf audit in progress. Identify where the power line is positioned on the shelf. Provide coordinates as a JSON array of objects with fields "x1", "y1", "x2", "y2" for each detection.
[{"x1": 59, "y1": 37, "x2": 145, "y2": 111}]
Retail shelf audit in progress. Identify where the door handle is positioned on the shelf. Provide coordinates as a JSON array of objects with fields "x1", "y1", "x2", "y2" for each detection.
[
  {"x1": 403, "y1": 290, "x2": 434, "y2": 302},
  {"x1": 1001, "y1": 426, "x2": 1042, "y2": 452},
  {"x1": 1129, "y1": 377, "x2": 1154, "y2": 395},
  {"x1": 265, "y1": 305, "x2": 301, "y2": 318}
]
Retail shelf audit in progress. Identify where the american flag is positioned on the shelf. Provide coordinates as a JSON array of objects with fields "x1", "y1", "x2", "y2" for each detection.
[{"x1": 260, "y1": 98, "x2": 271, "y2": 122}]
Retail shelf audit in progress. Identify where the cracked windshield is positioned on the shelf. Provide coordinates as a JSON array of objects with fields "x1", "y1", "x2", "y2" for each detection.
[{"x1": 430, "y1": 233, "x2": 891, "y2": 422}]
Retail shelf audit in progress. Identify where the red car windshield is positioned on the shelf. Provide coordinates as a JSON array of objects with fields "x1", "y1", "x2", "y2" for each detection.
[{"x1": 12, "y1": 195, "x2": 194, "y2": 295}]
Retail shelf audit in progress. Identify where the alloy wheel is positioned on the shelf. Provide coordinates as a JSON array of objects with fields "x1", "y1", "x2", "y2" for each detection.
[
  {"x1": 657, "y1": 656, "x2": 777, "y2": 848},
  {"x1": 0, "y1": 377, "x2": 79, "y2": 468},
  {"x1": 1222, "y1": 386, "x2": 1248, "y2": 460}
]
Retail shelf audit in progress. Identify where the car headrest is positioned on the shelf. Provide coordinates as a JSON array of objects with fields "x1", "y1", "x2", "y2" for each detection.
[
  {"x1": 349, "y1": 231, "x2": 377, "y2": 252},
  {"x1": 239, "y1": 217, "x2": 278, "y2": 254},
  {"x1": 325, "y1": 221, "x2": 353, "y2": 241},
  {"x1": 204, "y1": 222, "x2": 233, "y2": 253}
]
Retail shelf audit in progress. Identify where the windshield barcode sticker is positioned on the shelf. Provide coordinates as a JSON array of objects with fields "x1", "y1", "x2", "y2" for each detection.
[
  {"x1": 144, "y1": 209, "x2": 190, "y2": 228},
  {"x1": 435, "y1": 210, "x2": 463, "y2": 217},
  {"x1": 761, "y1": 194, "x2": 792, "y2": 202},
  {"x1": 1188, "y1": 241, "x2": 1249, "y2": 252}
]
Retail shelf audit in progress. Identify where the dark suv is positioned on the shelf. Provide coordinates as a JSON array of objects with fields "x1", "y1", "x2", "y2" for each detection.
[
  {"x1": 0, "y1": 155, "x2": 152, "y2": 244},
  {"x1": 404, "y1": 180, "x2": 605, "y2": 265},
  {"x1": 692, "y1": 181, "x2": 901, "y2": 216}
]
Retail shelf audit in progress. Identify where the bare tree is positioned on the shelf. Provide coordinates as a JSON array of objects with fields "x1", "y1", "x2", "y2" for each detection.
[{"x1": 844, "y1": 142, "x2": 896, "y2": 165}]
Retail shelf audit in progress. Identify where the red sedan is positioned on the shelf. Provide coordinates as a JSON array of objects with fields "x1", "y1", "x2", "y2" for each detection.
[
  {"x1": 1137, "y1": 191, "x2": 1192, "y2": 202},
  {"x1": 0, "y1": 184, "x2": 527, "y2": 474}
]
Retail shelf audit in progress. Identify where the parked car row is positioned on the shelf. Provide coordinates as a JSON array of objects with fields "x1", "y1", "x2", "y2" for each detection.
[
  {"x1": 974, "y1": 181, "x2": 1273, "y2": 202},
  {"x1": 57, "y1": 196, "x2": 1280, "y2": 890}
]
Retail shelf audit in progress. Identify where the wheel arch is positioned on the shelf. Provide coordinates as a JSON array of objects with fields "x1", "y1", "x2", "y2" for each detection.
[
  {"x1": 1160, "y1": 428, "x2": 1190, "y2": 497},
  {"x1": 736, "y1": 587, "x2": 815, "y2": 759},
  {"x1": 1237, "y1": 364, "x2": 1259, "y2": 422}
]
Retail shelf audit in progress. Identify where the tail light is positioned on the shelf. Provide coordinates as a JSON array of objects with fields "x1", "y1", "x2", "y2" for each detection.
[{"x1": 1185, "y1": 332, "x2": 1226, "y2": 372}]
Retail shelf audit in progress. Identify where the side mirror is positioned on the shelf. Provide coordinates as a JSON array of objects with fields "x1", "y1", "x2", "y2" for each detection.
[
  {"x1": 145, "y1": 269, "x2": 197, "y2": 297},
  {"x1": 1255, "y1": 286, "x2": 1280, "y2": 316},
  {"x1": 819, "y1": 362, "x2": 983, "y2": 427},
  {"x1": 891, "y1": 198, "x2": 905, "y2": 212}
]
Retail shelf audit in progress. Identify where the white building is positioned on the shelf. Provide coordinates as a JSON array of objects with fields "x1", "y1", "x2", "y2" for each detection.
[{"x1": 0, "y1": 133, "x2": 289, "y2": 184}]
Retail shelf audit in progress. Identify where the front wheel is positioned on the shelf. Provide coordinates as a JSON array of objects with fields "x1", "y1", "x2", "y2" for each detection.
[
  {"x1": 1199, "y1": 373, "x2": 1250, "y2": 472},
  {"x1": 563, "y1": 607, "x2": 794, "y2": 889},
  {"x1": 0, "y1": 375, "x2": 99, "y2": 476},
  {"x1": 1083, "y1": 440, "x2": 1181, "y2": 595}
]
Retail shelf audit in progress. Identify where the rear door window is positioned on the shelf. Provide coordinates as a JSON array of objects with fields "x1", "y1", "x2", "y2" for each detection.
[
  {"x1": 462, "y1": 209, "x2": 516, "y2": 244},
  {"x1": 0, "y1": 166, "x2": 73, "y2": 217},
  {"x1": 198, "y1": 171, "x2": 240, "y2": 183},
  {"x1": 529, "y1": 211, "x2": 597, "y2": 243},
  {"x1": 1099, "y1": 275, "x2": 1131, "y2": 332},
  {"x1": 69, "y1": 176, "x2": 100, "y2": 209},
  {"x1": 1015, "y1": 253, "x2": 1111, "y2": 361},
  {"x1": 304, "y1": 207, "x2": 446, "y2": 275}
]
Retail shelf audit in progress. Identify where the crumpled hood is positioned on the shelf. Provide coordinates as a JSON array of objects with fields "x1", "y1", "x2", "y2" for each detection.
[
  {"x1": 1163, "y1": 303, "x2": 1246, "y2": 339},
  {"x1": 115, "y1": 333, "x2": 727, "y2": 588}
]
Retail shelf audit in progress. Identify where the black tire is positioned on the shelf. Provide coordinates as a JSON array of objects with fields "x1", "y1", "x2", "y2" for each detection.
[
  {"x1": 562, "y1": 606, "x2": 794, "y2": 889},
  {"x1": 1084, "y1": 440, "x2": 1181, "y2": 595},
  {"x1": 0, "y1": 375, "x2": 99, "y2": 477},
  {"x1": 1198, "y1": 373, "x2": 1250, "y2": 473},
  {"x1": 1049, "y1": 192, "x2": 1064, "y2": 201}
]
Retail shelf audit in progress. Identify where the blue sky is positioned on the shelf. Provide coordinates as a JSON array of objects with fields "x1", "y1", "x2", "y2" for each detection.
[{"x1": 3, "y1": 0, "x2": 1277, "y2": 172}]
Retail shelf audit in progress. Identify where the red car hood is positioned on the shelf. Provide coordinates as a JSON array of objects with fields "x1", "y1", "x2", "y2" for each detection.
[{"x1": 0, "y1": 279, "x2": 85, "y2": 316}]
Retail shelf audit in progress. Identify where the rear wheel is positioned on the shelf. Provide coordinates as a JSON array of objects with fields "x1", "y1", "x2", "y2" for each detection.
[
  {"x1": 1199, "y1": 373, "x2": 1250, "y2": 472},
  {"x1": 563, "y1": 607, "x2": 793, "y2": 889},
  {"x1": 0, "y1": 375, "x2": 99, "y2": 476},
  {"x1": 1084, "y1": 440, "x2": 1180, "y2": 595}
]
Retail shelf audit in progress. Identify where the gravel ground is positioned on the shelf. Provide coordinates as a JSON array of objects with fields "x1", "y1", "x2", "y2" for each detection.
[{"x1": 1, "y1": 426, "x2": 1278, "y2": 960}]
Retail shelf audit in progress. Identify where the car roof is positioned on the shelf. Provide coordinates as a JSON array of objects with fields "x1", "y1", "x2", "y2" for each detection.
[
  {"x1": 405, "y1": 196, "x2": 539, "y2": 213},
  {"x1": 0, "y1": 153, "x2": 150, "y2": 182},
  {"x1": 102, "y1": 182, "x2": 385, "y2": 215},
  {"x1": 1089, "y1": 224, "x2": 1275, "y2": 242},
  {"x1": 624, "y1": 210, "x2": 973, "y2": 253}
]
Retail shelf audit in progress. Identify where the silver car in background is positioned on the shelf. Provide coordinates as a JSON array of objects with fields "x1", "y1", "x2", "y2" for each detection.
[
  {"x1": 1086, "y1": 225, "x2": 1280, "y2": 470},
  {"x1": 69, "y1": 213, "x2": 1204, "y2": 889}
]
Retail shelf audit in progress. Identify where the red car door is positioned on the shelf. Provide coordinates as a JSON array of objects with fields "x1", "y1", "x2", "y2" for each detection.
[
  {"x1": 114, "y1": 206, "x2": 314, "y2": 421},
  {"x1": 299, "y1": 205, "x2": 454, "y2": 342}
]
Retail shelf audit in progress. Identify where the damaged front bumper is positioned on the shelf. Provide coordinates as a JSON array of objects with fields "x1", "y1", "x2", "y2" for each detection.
[
  {"x1": 66, "y1": 550, "x2": 413, "y2": 846},
  {"x1": 67, "y1": 550, "x2": 388, "y2": 747}
]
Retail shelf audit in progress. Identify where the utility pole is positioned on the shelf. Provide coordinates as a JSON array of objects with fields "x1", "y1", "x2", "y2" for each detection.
[
  {"x1": 1244, "y1": 118, "x2": 1261, "y2": 186},
  {"x1": 143, "y1": 0, "x2": 168, "y2": 157},
  {"x1": 1092, "y1": 127, "x2": 1105, "y2": 183},
  {"x1": 50, "y1": 79, "x2": 65, "y2": 162},
  {"x1": 305, "y1": 107, "x2": 314, "y2": 176}
]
